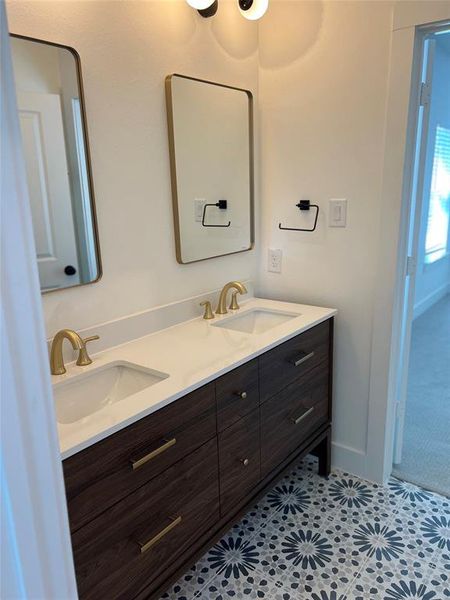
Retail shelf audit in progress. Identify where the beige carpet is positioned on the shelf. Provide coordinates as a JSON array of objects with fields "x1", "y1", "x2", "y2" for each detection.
[{"x1": 392, "y1": 294, "x2": 450, "y2": 497}]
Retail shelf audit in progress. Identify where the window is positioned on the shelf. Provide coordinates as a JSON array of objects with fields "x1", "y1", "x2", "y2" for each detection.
[{"x1": 425, "y1": 125, "x2": 450, "y2": 263}]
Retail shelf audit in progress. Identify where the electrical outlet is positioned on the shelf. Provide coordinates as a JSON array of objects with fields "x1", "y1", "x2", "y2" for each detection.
[
  {"x1": 194, "y1": 198, "x2": 206, "y2": 222},
  {"x1": 268, "y1": 248, "x2": 282, "y2": 273},
  {"x1": 329, "y1": 199, "x2": 347, "y2": 227}
]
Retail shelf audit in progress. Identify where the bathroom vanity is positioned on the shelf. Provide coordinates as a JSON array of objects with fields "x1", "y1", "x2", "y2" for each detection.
[{"x1": 58, "y1": 300, "x2": 335, "y2": 600}]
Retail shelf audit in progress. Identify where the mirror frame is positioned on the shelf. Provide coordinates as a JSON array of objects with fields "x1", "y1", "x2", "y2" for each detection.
[
  {"x1": 10, "y1": 33, "x2": 102, "y2": 294},
  {"x1": 165, "y1": 73, "x2": 255, "y2": 264}
]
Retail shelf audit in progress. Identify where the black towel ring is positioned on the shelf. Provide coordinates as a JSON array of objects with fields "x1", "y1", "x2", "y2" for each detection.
[
  {"x1": 202, "y1": 200, "x2": 231, "y2": 228},
  {"x1": 279, "y1": 200, "x2": 319, "y2": 232}
]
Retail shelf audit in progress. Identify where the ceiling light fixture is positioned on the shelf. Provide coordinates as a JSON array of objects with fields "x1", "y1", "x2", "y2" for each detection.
[
  {"x1": 238, "y1": 0, "x2": 269, "y2": 20},
  {"x1": 186, "y1": 0, "x2": 268, "y2": 20},
  {"x1": 186, "y1": 0, "x2": 218, "y2": 18}
]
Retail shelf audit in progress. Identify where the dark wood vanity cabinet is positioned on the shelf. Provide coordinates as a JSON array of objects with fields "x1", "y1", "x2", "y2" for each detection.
[{"x1": 63, "y1": 318, "x2": 333, "y2": 600}]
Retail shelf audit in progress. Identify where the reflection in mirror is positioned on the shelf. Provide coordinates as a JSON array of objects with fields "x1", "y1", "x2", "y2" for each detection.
[
  {"x1": 166, "y1": 74, "x2": 254, "y2": 264},
  {"x1": 10, "y1": 35, "x2": 101, "y2": 293}
]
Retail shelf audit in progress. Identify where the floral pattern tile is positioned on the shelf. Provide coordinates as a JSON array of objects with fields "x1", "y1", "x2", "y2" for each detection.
[
  {"x1": 195, "y1": 571, "x2": 292, "y2": 599},
  {"x1": 389, "y1": 511, "x2": 449, "y2": 564},
  {"x1": 252, "y1": 516, "x2": 365, "y2": 596},
  {"x1": 303, "y1": 470, "x2": 402, "y2": 526},
  {"x1": 161, "y1": 561, "x2": 215, "y2": 600},
  {"x1": 266, "y1": 482, "x2": 313, "y2": 517},
  {"x1": 348, "y1": 554, "x2": 442, "y2": 600},
  {"x1": 161, "y1": 458, "x2": 450, "y2": 600},
  {"x1": 352, "y1": 518, "x2": 406, "y2": 562},
  {"x1": 393, "y1": 481, "x2": 450, "y2": 521},
  {"x1": 428, "y1": 551, "x2": 450, "y2": 598}
]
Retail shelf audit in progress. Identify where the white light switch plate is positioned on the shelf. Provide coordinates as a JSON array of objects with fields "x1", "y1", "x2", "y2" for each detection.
[
  {"x1": 268, "y1": 248, "x2": 282, "y2": 273},
  {"x1": 329, "y1": 199, "x2": 347, "y2": 227},
  {"x1": 194, "y1": 198, "x2": 206, "y2": 222}
]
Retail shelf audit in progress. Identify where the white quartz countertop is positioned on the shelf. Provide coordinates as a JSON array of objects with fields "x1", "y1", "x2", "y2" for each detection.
[{"x1": 54, "y1": 298, "x2": 336, "y2": 459}]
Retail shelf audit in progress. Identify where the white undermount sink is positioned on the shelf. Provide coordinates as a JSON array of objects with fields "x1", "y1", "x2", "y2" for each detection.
[
  {"x1": 212, "y1": 308, "x2": 300, "y2": 335},
  {"x1": 54, "y1": 361, "x2": 169, "y2": 424}
]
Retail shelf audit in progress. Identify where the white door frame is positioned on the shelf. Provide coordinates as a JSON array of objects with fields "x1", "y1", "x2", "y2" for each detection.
[
  {"x1": 1, "y1": 4, "x2": 78, "y2": 598},
  {"x1": 366, "y1": 6, "x2": 450, "y2": 484},
  {"x1": 392, "y1": 31, "x2": 432, "y2": 465},
  {"x1": 392, "y1": 26, "x2": 450, "y2": 465}
]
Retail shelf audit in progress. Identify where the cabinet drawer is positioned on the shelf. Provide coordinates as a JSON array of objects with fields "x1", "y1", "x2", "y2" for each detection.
[
  {"x1": 63, "y1": 382, "x2": 216, "y2": 532},
  {"x1": 72, "y1": 439, "x2": 219, "y2": 600},
  {"x1": 259, "y1": 320, "x2": 330, "y2": 403},
  {"x1": 261, "y1": 364, "x2": 330, "y2": 477},
  {"x1": 218, "y1": 410, "x2": 260, "y2": 515},
  {"x1": 216, "y1": 359, "x2": 259, "y2": 432}
]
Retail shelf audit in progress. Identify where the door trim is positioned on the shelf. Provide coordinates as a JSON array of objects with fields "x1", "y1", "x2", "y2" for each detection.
[{"x1": 366, "y1": 17, "x2": 450, "y2": 484}]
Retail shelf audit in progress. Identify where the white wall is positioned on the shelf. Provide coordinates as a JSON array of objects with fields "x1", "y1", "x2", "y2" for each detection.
[
  {"x1": 257, "y1": 0, "x2": 394, "y2": 473},
  {"x1": 414, "y1": 35, "x2": 450, "y2": 318},
  {"x1": 6, "y1": 0, "x2": 259, "y2": 336}
]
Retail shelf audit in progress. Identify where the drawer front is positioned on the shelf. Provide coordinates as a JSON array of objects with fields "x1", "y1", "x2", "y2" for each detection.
[
  {"x1": 218, "y1": 410, "x2": 261, "y2": 515},
  {"x1": 259, "y1": 320, "x2": 330, "y2": 404},
  {"x1": 72, "y1": 439, "x2": 219, "y2": 600},
  {"x1": 261, "y1": 364, "x2": 330, "y2": 478},
  {"x1": 216, "y1": 359, "x2": 259, "y2": 432},
  {"x1": 63, "y1": 383, "x2": 216, "y2": 532}
]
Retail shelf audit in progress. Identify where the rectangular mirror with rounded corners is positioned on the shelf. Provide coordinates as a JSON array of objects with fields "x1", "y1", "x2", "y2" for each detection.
[
  {"x1": 10, "y1": 34, "x2": 101, "y2": 293},
  {"x1": 166, "y1": 74, "x2": 254, "y2": 264}
]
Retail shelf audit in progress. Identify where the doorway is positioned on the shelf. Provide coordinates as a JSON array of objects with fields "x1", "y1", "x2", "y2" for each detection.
[{"x1": 392, "y1": 25, "x2": 450, "y2": 496}]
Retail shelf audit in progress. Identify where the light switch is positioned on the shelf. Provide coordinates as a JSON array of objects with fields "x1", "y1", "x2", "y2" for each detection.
[
  {"x1": 194, "y1": 198, "x2": 206, "y2": 222},
  {"x1": 329, "y1": 199, "x2": 347, "y2": 227}
]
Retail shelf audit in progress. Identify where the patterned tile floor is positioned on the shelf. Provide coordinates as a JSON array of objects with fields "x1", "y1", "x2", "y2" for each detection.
[{"x1": 161, "y1": 455, "x2": 450, "y2": 600}]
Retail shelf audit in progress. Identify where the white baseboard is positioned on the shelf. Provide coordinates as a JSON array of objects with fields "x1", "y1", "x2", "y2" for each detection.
[
  {"x1": 413, "y1": 284, "x2": 449, "y2": 319},
  {"x1": 331, "y1": 442, "x2": 374, "y2": 482}
]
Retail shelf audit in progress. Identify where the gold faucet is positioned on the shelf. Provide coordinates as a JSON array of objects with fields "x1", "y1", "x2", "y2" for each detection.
[
  {"x1": 50, "y1": 329, "x2": 99, "y2": 375},
  {"x1": 216, "y1": 281, "x2": 248, "y2": 315}
]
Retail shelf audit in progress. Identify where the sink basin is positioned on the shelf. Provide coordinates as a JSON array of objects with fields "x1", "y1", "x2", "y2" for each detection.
[
  {"x1": 212, "y1": 308, "x2": 300, "y2": 335},
  {"x1": 54, "y1": 361, "x2": 169, "y2": 424}
]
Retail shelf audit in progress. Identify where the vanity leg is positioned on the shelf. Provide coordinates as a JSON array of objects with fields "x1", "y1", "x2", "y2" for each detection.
[{"x1": 316, "y1": 430, "x2": 331, "y2": 478}]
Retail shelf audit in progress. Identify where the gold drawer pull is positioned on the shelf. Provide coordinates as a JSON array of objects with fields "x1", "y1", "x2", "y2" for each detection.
[
  {"x1": 137, "y1": 515, "x2": 182, "y2": 554},
  {"x1": 291, "y1": 351, "x2": 315, "y2": 367},
  {"x1": 130, "y1": 438, "x2": 176, "y2": 470},
  {"x1": 235, "y1": 391, "x2": 248, "y2": 399},
  {"x1": 291, "y1": 406, "x2": 314, "y2": 425}
]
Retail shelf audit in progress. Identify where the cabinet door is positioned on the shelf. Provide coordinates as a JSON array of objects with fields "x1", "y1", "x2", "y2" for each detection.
[
  {"x1": 216, "y1": 359, "x2": 259, "y2": 431},
  {"x1": 218, "y1": 410, "x2": 261, "y2": 515},
  {"x1": 72, "y1": 439, "x2": 219, "y2": 600},
  {"x1": 261, "y1": 364, "x2": 330, "y2": 478}
]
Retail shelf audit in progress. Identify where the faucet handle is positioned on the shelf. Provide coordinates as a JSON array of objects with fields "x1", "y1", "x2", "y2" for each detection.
[
  {"x1": 229, "y1": 291, "x2": 240, "y2": 311},
  {"x1": 200, "y1": 301, "x2": 215, "y2": 320},
  {"x1": 77, "y1": 334, "x2": 100, "y2": 366}
]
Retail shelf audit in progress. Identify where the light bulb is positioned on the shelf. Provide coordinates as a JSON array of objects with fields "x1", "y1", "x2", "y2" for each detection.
[
  {"x1": 238, "y1": 0, "x2": 268, "y2": 20},
  {"x1": 186, "y1": 0, "x2": 216, "y2": 9}
]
